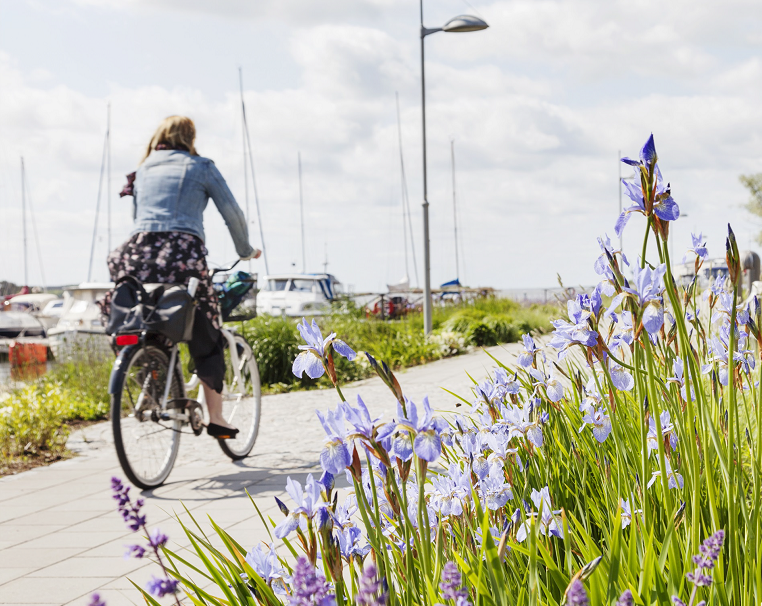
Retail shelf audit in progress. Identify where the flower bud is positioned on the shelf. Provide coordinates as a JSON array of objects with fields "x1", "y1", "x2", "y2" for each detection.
[{"x1": 726, "y1": 224, "x2": 741, "y2": 286}]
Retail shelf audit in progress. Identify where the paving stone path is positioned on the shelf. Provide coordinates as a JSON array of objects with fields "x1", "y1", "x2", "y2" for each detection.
[{"x1": 0, "y1": 343, "x2": 523, "y2": 606}]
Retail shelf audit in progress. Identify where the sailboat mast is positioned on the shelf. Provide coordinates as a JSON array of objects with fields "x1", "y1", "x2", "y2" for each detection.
[
  {"x1": 395, "y1": 92, "x2": 419, "y2": 287},
  {"x1": 107, "y1": 103, "x2": 111, "y2": 252},
  {"x1": 298, "y1": 152, "x2": 306, "y2": 274},
  {"x1": 21, "y1": 157, "x2": 27, "y2": 287},
  {"x1": 239, "y1": 68, "x2": 270, "y2": 274},
  {"x1": 88, "y1": 117, "x2": 108, "y2": 282},
  {"x1": 618, "y1": 149, "x2": 622, "y2": 251},
  {"x1": 239, "y1": 69, "x2": 251, "y2": 226},
  {"x1": 451, "y1": 140, "x2": 459, "y2": 282}
]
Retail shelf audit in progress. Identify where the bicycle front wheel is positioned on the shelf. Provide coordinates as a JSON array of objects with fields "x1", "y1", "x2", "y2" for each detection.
[
  {"x1": 111, "y1": 345, "x2": 183, "y2": 489},
  {"x1": 217, "y1": 334, "x2": 261, "y2": 460}
]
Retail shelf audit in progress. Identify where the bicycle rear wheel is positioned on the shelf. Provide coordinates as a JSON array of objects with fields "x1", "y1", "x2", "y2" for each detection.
[
  {"x1": 217, "y1": 334, "x2": 261, "y2": 460},
  {"x1": 111, "y1": 345, "x2": 183, "y2": 489}
]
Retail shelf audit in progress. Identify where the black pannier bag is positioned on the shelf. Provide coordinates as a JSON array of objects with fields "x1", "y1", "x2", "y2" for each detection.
[{"x1": 107, "y1": 276, "x2": 195, "y2": 344}]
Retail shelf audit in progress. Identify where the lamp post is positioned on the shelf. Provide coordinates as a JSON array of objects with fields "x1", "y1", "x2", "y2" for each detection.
[{"x1": 419, "y1": 2, "x2": 488, "y2": 334}]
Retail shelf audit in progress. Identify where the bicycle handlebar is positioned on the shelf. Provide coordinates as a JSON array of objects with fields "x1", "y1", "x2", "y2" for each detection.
[{"x1": 210, "y1": 259, "x2": 241, "y2": 277}]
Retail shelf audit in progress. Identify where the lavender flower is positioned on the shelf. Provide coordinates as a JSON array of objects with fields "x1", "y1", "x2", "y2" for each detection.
[
  {"x1": 686, "y1": 530, "x2": 725, "y2": 587},
  {"x1": 355, "y1": 562, "x2": 387, "y2": 606},
  {"x1": 290, "y1": 556, "x2": 336, "y2": 606},
  {"x1": 124, "y1": 544, "x2": 146, "y2": 559},
  {"x1": 616, "y1": 589, "x2": 634, "y2": 606},
  {"x1": 146, "y1": 576, "x2": 179, "y2": 597},
  {"x1": 565, "y1": 579, "x2": 589, "y2": 606},
  {"x1": 439, "y1": 561, "x2": 469, "y2": 602},
  {"x1": 87, "y1": 594, "x2": 106, "y2": 606}
]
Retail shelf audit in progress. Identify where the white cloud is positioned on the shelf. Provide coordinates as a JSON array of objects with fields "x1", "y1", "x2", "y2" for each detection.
[{"x1": 1, "y1": 0, "x2": 761, "y2": 294}]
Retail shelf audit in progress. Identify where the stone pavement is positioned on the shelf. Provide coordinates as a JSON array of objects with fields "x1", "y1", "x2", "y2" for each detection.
[{"x1": 0, "y1": 343, "x2": 523, "y2": 606}]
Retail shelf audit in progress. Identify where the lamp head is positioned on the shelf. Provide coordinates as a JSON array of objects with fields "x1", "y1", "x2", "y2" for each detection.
[{"x1": 442, "y1": 14, "x2": 489, "y2": 33}]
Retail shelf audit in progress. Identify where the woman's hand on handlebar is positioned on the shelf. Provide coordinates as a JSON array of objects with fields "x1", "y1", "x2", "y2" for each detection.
[{"x1": 240, "y1": 248, "x2": 262, "y2": 261}]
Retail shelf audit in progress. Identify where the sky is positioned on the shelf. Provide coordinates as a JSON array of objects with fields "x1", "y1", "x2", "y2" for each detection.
[{"x1": 1, "y1": 0, "x2": 762, "y2": 293}]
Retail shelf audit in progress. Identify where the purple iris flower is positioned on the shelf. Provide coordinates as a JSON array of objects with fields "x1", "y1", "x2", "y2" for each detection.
[
  {"x1": 498, "y1": 402, "x2": 545, "y2": 448},
  {"x1": 516, "y1": 486, "x2": 564, "y2": 541},
  {"x1": 609, "y1": 263, "x2": 667, "y2": 335},
  {"x1": 517, "y1": 334, "x2": 540, "y2": 368},
  {"x1": 608, "y1": 311, "x2": 634, "y2": 352},
  {"x1": 578, "y1": 406, "x2": 612, "y2": 443},
  {"x1": 426, "y1": 464, "x2": 472, "y2": 517},
  {"x1": 459, "y1": 432, "x2": 490, "y2": 480},
  {"x1": 246, "y1": 543, "x2": 290, "y2": 595},
  {"x1": 478, "y1": 467, "x2": 514, "y2": 510},
  {"x1": 579, "y1": 378, "x2": 601, "y2": 415},
  {"x1": 647, "y1": 459, "x2": 683, "y2": 490},
  {"x1": 292, "y1": 318, "x2": 356, "y2": 379},
  {"x1": 315, "y1": 405, "x2": 351, "y2": 474},
  {"x1": 646, "y1": 411, "x2": 678, "y2": 455},
  {"x1": 336, "y1": 525, "x2": 371, "y2": 560},
  {"x1": 667, "y1": 357, "x2": 694, "y2": 401},
  {"x1": 486, "y1": 431, "x2": 523, "y2": 473},
  {"x1": 684, "y1": 232, "x2": 708, "y2": 263},
  {"x1": 619, "y1": 497, "x2": 641, "y2": 530},
  {"x1": 609, "y1": 360, "x2": 635, "y2": 391},
  {"x1": 376, "y1": 396, "x2": 448, "y2": 462},
  {"x1": 566, "y1": 579, "x2": 590, "y2": 606},
  {"x1": 616, "y1": 135, "x2": 679, "y2": 237},
  {"x1": 548, "y1": 296, "x2": 599, "y2": 359},
  {"x1": 340, "y1": 395, "x2": 379, "y2": 440},
  {"x1": 273, "y1": 475, "x2": 327, "y2": 539},
  {"x1": 701, "y1": 337, "x2": 730, "y2": 386},
  {"x1": 594, "y1": 235, "x2": 628, "y2": 286}
]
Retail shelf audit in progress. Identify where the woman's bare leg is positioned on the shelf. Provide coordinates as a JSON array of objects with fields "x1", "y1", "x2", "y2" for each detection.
[{"x1": 202, "y1": 381, "x2": 236, "y2": 430}]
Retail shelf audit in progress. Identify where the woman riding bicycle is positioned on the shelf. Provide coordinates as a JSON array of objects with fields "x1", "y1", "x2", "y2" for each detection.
[{"x1": 108, "y1": 115, "x2": 260, "y2": 440}]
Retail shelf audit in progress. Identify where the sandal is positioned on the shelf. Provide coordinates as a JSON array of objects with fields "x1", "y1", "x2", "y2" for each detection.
[{"x1": 207, "y1": 423, "x2": 239, "y2": 440}]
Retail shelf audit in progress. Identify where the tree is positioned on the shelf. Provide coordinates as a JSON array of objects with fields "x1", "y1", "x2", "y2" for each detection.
[{"x1": 740, "y1": 173, "x2": 762, "y2": 244}]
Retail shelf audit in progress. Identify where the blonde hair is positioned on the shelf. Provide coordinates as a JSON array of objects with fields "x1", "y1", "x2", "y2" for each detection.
[{"x1": 140, "y1": 115, "x2": 198, "y2": 164}]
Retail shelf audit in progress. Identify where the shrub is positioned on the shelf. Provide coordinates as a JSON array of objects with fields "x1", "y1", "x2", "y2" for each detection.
[{"x1": 0, "y1": 383, "x2": 69, "y2": 460}]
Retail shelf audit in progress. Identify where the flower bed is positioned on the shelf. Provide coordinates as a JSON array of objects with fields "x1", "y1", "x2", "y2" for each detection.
[{"x1": 108, "y1": 136, "x2": 758, "y2": 606}]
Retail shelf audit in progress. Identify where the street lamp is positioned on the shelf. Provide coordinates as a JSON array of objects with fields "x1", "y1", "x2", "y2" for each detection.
[{"x1": 419, "y1": 3, "x2": 488, "y2": 334}]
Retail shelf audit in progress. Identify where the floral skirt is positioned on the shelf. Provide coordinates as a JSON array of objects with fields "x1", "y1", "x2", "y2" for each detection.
[{"x1": 105, "y1": 231, "x2": 220, "y2": 330}]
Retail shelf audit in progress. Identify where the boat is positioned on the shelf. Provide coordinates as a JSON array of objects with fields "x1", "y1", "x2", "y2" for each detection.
[
  {"x1": 6, "y1": 293, "x2": 62, "y2": 332},
  {"x1": 256, "y1": 273, "x2": 342, "y2": 317},
  {"x1": 47, "y1": 282, "x2": 114, "y2": 361},
  {"x1": 0, "y1": 311, "x2": 46, "y2": 339}
]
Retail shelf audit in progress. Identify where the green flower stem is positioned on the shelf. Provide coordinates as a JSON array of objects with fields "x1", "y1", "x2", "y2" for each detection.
[{"x1": 727, "y1": 280, "x2": 740, "y2": 602}]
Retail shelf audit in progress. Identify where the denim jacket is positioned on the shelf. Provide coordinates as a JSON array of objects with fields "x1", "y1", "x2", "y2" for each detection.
[{"x1": 131, "y1": 150, "x2": 254, "y2": 258}]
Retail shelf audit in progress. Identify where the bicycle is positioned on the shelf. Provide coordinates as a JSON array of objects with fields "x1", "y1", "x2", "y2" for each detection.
[{"x1": 108, "y1": 261, "x2": 261, "y2": 489}]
